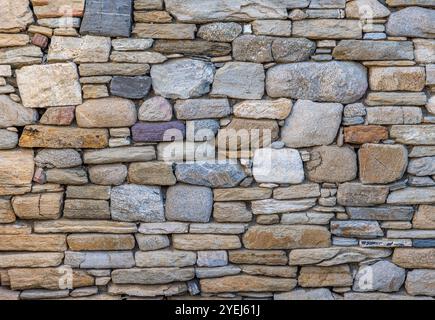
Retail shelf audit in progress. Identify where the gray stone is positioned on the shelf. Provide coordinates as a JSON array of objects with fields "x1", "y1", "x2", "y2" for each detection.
[
  {"x1": 45, "y1": 168, "x2": 88, "y2": 185},
  {"x1": 110, "y1": 76, "x2": 151, "y2": 99},
  {"x1": 89, "y1": 164, "x2": 127, "y2": 186},
  {"x1": 233, "y1": 35, "x2": 273, "y2": 63},
  {"x1": 408, "y1": 157, "x2": 435, "y2": 177},
  {"x1": 35, "y1": 149, "x2": 82, "y2": 169},
  {"x1": 337, "y1": 183, "x2": 389, "y2": 206},
  {"x1": 387, "y1": 187, "x2": 435, "y2": 205},
  {"x1": 112, "y1": 267, "x2": 195, "y2": 285},
  {"x1": 198, "y1": 22, "x2": 242, "y2": 42},
  {"x1": 138, "y1": 97, "x2": 173, "y2": 122},
  {"x1": 406, "y1": 269, "x2": 435, "y2": 296},
  {"x1": 65, "y1": 251, "x2": 135, "y2": 269},
  {"x1": 272, "y1": 38, "x2": 316, "y2": 63},
  {"x1": 391, "y1": 125, "x2": 435, "y2": 145},
  {"x1": 186, "y1": 119, "x2": 220, "y2": 142},
  {"x1": 275, "y1": 288, "x2": 334, "y2": 300},
  {"x1": 414, "y1": 39, "x2": 435, "y2": 64},
  {"x1": 251, "y1": 198, "x2": 316, "y2": 215},
  {"x1": 197, "y1": 251, "x2": 228, "y2": 267},
  {"x1": 211, "y1": 62, "x2": 265, "y2": 100},
  {"x1": 267, "y1": 61, "x2": 367, "y2": 103},
  {"x1": 174, "y1": 99, "x2": 231, "y2": 119},
  {"x1": 347, "y1": 206, "x2": 414, "y2": 221},
  {"x1": 0, "y1": 130, "x2": 18, "y2": 149},
  {"x1": 112, "y1": 38, "x2": 154, "y2": 51},
  {"x1": 0, "y1": 95, "x2": 38, "y2": 128},
  {"x1": 386, "y1": 7, "x2": 435, "y2": 39},
  {"x1": 151, "y1": 59, "x2": 215, "y2": 99},
  {"x1": 83, "y1": 147, "x2": 156, "y2": 164},
  {"x1": 331, "y1": 220, "x2": 384, "y2": 238},
  {"x1": 135, "y1": 234, "x2": 170, "y2": 251},
  {"x1": 367, "y1": 107, "x2": 423, "y2": 125},
  {"x1": 175, "y1": 162, "x2": 246, "y2": 188},
  {"x1": 66, "y1": 185, "x2": 111, "y2": 200},
  {"x1": 80, "y1": 0, "x2": 133, "y2": 37},
  {"x1": 292, "y1": 19, "x2": 362, "y2": 39},
  {"x1": 281, "y1": 100, "x2": 343, "y2": 148},
  {"x1": 307, "y1": 146, "x2": 357, "y2": 183},
  {"x1": 252, "y1": 20, "x2": 292, "y2": 36},
  {"x1": 165, "y1": 0, "x2": 309, "y2": 23},
  {"x1": 333, "y1": 40, "x2": 414, "y2": 60},
  {"x1": 253, "y1": 148, "x2": 304, "y2": 184},
  {"x1": 0, "y1": 45, "x2": 42, "y2": 66},
  {"x1": 353, "y1": 261, "x2": 405, "y2": 293},
  {"x1": 135, "y1": 250, "x2": 196, "y2": 267},
  {"x1": 196, "y1": 265, "x2": 241, "y2": 279},
  {"x1": 281, "y1": 212, "x2": 334, "y2": 225},
  {"x1": 414, "y1": 240, "x2": 435, "y2": 248},
  {"x1": 346, "y1": 0, "x2": 390, "y2": 19},
  {"x1": 165, "y1": 184, "x2": 213, "y2": 222},
  {"x1": 111, "y1": 184, "x2": 165, "y2": 222}
]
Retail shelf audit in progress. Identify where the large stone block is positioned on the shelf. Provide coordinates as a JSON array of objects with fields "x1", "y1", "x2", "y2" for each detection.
[
  {"x1": 386, "y1": 7, "x2": 435, "y2": 38},
  {"x1": 48, "y1": 36, "x2": 111, "y2": 63},
  {"x1": 12, "y1": 193, "x2": 63, "y2": 220},
  {"x1": 333, "y1": 40, "x2": 414, "y2": 60},
  {"x1": 369, "y1": 67, "x2": 426, "y2": 92},
  {"x1": 0, "y1": 149, "x2": 34, "y2": 195},
  {"x1": 0, "y1": 0, "x2": 33, "y2": 32},
  {"x1": 337, "y1": 183, "x2": 389, "y2": 206}
]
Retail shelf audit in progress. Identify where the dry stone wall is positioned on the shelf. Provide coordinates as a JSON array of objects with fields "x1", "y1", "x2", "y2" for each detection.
[{"x1": 0, "y1": 0, "x2": 434, "y2": 300}]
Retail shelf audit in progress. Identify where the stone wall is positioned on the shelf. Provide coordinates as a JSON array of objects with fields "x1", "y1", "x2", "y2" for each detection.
[{"x1": 0, "y1": 0, "x2": 434, "y2": 300}]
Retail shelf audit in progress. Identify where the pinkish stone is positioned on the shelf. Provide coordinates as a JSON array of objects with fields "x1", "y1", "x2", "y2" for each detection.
[
  {"x1": 40, "y1": 106, "x2": 75, "y2": 126},
  {"x1": 138, "y1": 96, "x2": 173, "y2": 122}
]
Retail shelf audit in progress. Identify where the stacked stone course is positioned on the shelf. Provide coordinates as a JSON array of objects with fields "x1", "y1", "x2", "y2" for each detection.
[{"x1": 0, "y1": 0, "x2": 435, "y2": 300}]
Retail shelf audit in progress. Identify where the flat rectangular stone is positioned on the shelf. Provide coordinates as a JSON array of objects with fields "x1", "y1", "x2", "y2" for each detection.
[
  {"x1": 391, "y1": 126, "x2": 435, "y2": 145},
  {"x1": 414, "y1": 239, "x2": 435, "y2": 248},
  {"x1": 174, "y1": 99, "x2": 231, "y2": 120},
  {"x1": 0, "y1": 46, "x2": 42, "y2": 66},
  {"x1": 299, "y1": 265, "x2": 353, "y2": 288},
  {"x1": 135, "y1": 0, "x2": 163, "y2": 10},
  {"x1": 66, "y1": 185, "x2": 111, "y2": 200},
  {"x1": 135, "y1": 250, "x2": 196, "y2": 267},
  {"x1": 138, "y1": 222, "x2": 189, "y2": 234},
  {"x1": 213, "y1": 202, "x2": 253, "y2": 223},
  {"x1": 365, "y1": 92, "x2": 427, "y2": 106},
  {"x1": 80, "y1": 0, "x2": 132, "y2": 37},
  {"x1": 37, "y1": 17, "x2": 81, "y2": 28},
  {"x1": 387, "y1": 187, "x2": 435, "y2": 204},
  {"x1": 229, "y1": 250, "x2": 288, "y2": 265},
  {"x1": 0, "y1": 253, "x2": 64, "y2": 268},
  {"x1": 19, "y1": 125, "x2": 109, "y2": 149},
  {"x1": 360, "y1": 238, "x2": 412, "y2": 248},
  {"x1": 63, "y1": 199, "x2": 110, "y2": 219},
  {"x1": 0, "y1": 223, "x2": 32, "y2": 235},
  {"x1": 387, "y1": 230, "x2": 435, "y2": 239},
  {"x1": 132, "y1": 121, "x2": 185, "y2": 142},
  {"x1": 132, "y1": 24, "x2": 196, "y2": 39},
  {"x1": 0, "y1": 149, "x2": 34, "y2": 195},
  {"x1": 83, "y1": 146, "x2": 156, "y2": 164},
  {"x1": 213, "y1": 188, "x2": 272, "y2": 201},
  {"x1": 413, "y1": 39, "x2": 435, "y2": 64},
  {"x1": 189, "y1": 223, "x2": 247, "y2": 234},
  {"x1": 251, "y1": 199, "x2": 317, "y2": 214},
  {"x1": 367, "y1": 107, "x2": 422, "y2": 125},
  {"x1": 31, "y1": 0, "x2": 85, "y2": 18},
  {"x1": 281, "y1": 212, "x2": 334, "y2": 225},
  {"x1": 112, "y1": 267, "x2": 195, "y2": 285},
  {"x1": 0, "y1": 234, "x2": 66, "y2": 252},
  {"x1": 11, "y1": 192, "x2": 63, "y2": 220},
  {"x1": 0, "y1": 65, "x2": 11, "y2": 77},
  {"x1": 172, "y1": 234, "x2": 241, "y2": 250},
  {"x1": 34, "y1": 219, "x2": 137, "y2": 234},
  {"x1": 273, "y1": 184, "x2": 320, "y2": 200},
  {"x1": 0, "y1": 34, "x2": 29, "y2": 47},
  {"x1": 112, "y1": 38, "x2": 154, "y2": 51},
  {"x1": 293, "y1": 19, "x2": 362, "y2": 39},
  {"x1": 386, "y1": 0, "x2": 434, "y2": 7},
  {"x1": 65, "y1": 251, "x2": 135, "y2": 269},
  {"x1": 333, "y1": 40, "x2": 414, "y2": 60},
  {"x1": 427, "y1": 64, "x2": 435, "y2": 86},
  {"x1": 79, "y1": 63, "x2": 150, "y2": 76},
  {"x1": 393, "y1": 248, "x2": 435, "y2": 269},
  {"x1": 108, "y1": 283, "x2": 187, "y2": 297},
  {"x1": 67, "y1": 234, "x2": 135, "y2": 251},
  {"x1": 347, "y1": 206, "x2": 414, "y2": 221},
  {"x1": 153, "y1": 40, "x2": 232, "y2": 57}
]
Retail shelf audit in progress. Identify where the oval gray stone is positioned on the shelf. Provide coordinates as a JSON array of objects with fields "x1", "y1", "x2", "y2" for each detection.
[
  {"x1": 266, "y1": 61, "x2": 368, "y2": 103},
  {"x1": 353, "y1": 261, "x2": 405, "y2": 293},
  {"x1": 151, "y1": 58, "x2": 215, "y2": 99},
  {"x1": 386, "y1": 7, "x2": 435, "y2": 39},
  {"x1": 0, "y1": 129, "x2": 18, "y2": 149}
]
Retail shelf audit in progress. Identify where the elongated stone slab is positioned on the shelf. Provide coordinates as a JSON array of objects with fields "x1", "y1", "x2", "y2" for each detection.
[
  {"x1": 133, "y1": 24, "x2": 196, "y2": 39},
  {"x1": 80, "y1": 0, "x2": 133, "y2": 37},
  {"x1": 387, "y1": 187, "x2": 435, "y2": 205},
  {"x1": 19, "y1": 125, "x2": 109, "y2": 149},
  {"x1": 251, "y1": 199, "x2": 316, "y2": 215},
  {"x1": 293, "y1": 19, "x2": 362, "y2": 39},
  {"x1": 347, "y1": 206, "x2": 414, "y2": 221},
  {"x1": 0, "y1": 253, "x2": 64, "y2": 268},
  {"x1": 333, "y1": 40, "x2": 414, "y2": 60},
  {"x1": 390, "y1": 126, "x2": 435, "y2": 145},
  {"x1": 83, "y1": 147, "x2": 156, "y2": 164},
  {"x1": 34, "y1": 220, "x2": 137, "y2": 234},
  {"x1": 0, "y1": 234, "x2": 66, "y2": 252},
  {"x1": 132, "y1": 121, "x2": 186, "y2": 142},
  {"x1": 65, "y1": 251, "x2": 135, "y2": 269},
  {"x1": 0, "y1": 149, "x2": 34, "y2": 195},
  {"x1": 79, "y1": 63, "x2": 150, "y2": 76},
  {"x1": 111, "y1": 267, "x2": 195, "y2": 284}
]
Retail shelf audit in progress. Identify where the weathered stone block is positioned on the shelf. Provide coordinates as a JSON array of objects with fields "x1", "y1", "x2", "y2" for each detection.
[
  {"x1": 110, "y1": 76, "x2": 152, "y2": 99},
  {"x1": 132, "y1": 121, "x2": 185, "y2": 142}
]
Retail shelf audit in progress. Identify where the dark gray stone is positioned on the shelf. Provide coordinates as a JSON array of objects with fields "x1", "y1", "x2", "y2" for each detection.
[
  {"x1": 175, "y1": 162, "x2": 246, "y2": 188},
  {"x1": 132, "y1": 121, "x2": 186, "y2": 142},
  {"x1": 110, "y1": 76, "x2": 151, "y2": 99},
  {"x1": 80, "y1": 0, "x2": 133, "y2": 37},
  {"x1": 413, "y1": 239, "x2": 435, "y2": 248},
  {"x1": 186, "y1": 119, "x2": 220, "y2": 142},
  {"x1": 347, "y1": 206, "x2": 414, "y2": 221}
]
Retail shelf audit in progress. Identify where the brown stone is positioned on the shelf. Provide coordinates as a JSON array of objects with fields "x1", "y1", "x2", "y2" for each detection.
[
  {"x1": 134, "y1": 10, "x2": 173, "y2": 23},
  {"x1": 172, "y1": 234, "x2": 241, "y2": 250},
  {"x1": 0, "y1": 199, "x2": 15, "y2": 223},
  {"x1": 393, "y1": 248, "x2": 435, "y2": 269},
  {"x1": 63, "y1": 199, "x2": 110, "y2": 219},
  {"x1": 40, "y1": 106, "x2": 75, "y2": 126},
  {"x1": 108, "y1": 283, "x2": 187, "y2": 297},
  {"x1": 31, "y1": 33, "x2": 49, "y2": 48},
  {"x1": 242, "y1": 225, "x2": 331, "y2": 250},
  {"x1": 213, "y1": 188, "x2": 272, "y2": 201},
  {"x1": 359, "y1": 144, "x2": 408, "y2": 184},
  {"x1": 19, "y1": 125, "x2": 109, "y2": 149},
  {"x1": 344, "y1": 125, "x2": 388, "y2": 144},
  {"x1": 8, "y1": 268, "x2": 93, "y2": 290},
  {"x1": 12, "y1": 192, "x2": 63, "y2": 220},
  {"x1": 228, "y1": 250, "x2": 288, "y2": 266},
  {"x1": 67, "y1": 234, "x2": 135, "y2": 251},
  {"x1": 337, "y1": 183, "x2": 389, "y2": 206},
  {"x1": 413, "y1": 205, "x2": 435, "y2": 229},
  {"x1": 213, "y1": 202, "x2": 253, "y2": 222},
  {"x1": 128, "y1": 162, "x2": 176, "y2": 186},
  {"x1": 0, "y1": 234, "x2": 66, "y2": 252},
  {"x1": 0, "y1": 149, "x2": 34, "y2": 196},
  {"x1": 201, "y1": 275, "x2": 297, "y2": 293},
  {"x1": 298, "y1": 265, "x2": 353, "y2": 287}
]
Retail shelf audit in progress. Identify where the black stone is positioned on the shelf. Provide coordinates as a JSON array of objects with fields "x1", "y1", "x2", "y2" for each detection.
[
  {"x1": 80, "y1": 0, "x2": 133, "y2": 37},
  {"x1": 110, "y1": 76, "x2": 152, "y2": 99},
  {"x1": 413, "y1": 239, "x2": 435, "y2": 248}
]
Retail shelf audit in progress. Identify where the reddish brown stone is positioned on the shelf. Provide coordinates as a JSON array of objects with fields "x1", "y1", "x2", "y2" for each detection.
[
  {"x1": 344, "y1": 125, "x2": 388, "y2": 144},
  {"x1": 40, "y1": 106, "x2": 75, "y2": 126},
  {"x1": 31, "y1": 34, "x2": 49, "y2": 49}
]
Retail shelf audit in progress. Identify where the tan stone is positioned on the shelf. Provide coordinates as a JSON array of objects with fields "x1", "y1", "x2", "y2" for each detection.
[
  {"x1": 273, "y1": 184, "x2": 320, "y2": 200},
  {"x1": 242, "y1": 225, "x2": 331, "y2": 249},
  {"x1": 28, "y1": 25, "x2": 53, "y2": 37},
  {"x1": 0, "y1": 222, "x2": 32, "y2": 235},
  {"x1": 337, "y1": 183, "x2": 389, "y2": 206},
  {"x1": 82, "y1": 85, "x2": 109, "y2": 99},
  {"x1": 134, "y1": 10, "x2": 173, "y2": 23},
  {"x1": 34, "y1": 219, "x2": 137, "y2": 234},
  {"x1": 241, "y1": 265, "x2": 297, "y2": 278},
  {"x1": 0, "y1": 45, "x2": 42, "y2": 66},
  {"x1": 344, "y1": 125, "x2": 388, "y2": 144},
  {"x1": 8, "y1": 268, "x2": 93, "y2": 290},
  {"x1": 0, "y1": 0, "x2": 34, "y2": 32},
  {"x1": 201, "y1": 275, "x2": 297, "y2": 293},
  {"x1": 76, "y1": 98, "x2": 137, "y2": 128},
  {"x1": 108, "y1": 283, "x2": 187, "y2": 297},
  {"x1": 293, "y1": 19, "x2": 362, "y2": 39},
  {"x1": 393, "y1": 248, "x2": 435, "y2": 269},
  {"x1": 365, "y1": 92, "x2": 427, "y2": 106},
  {"x1": 63, "y1": 199, "x2": 110, "y2": 219},
  {"x1": 359, "y1": 144, "x2": 408, "y2": 184},
  {"x1": 0, "y1": 287, "x2": 19, "y2": 300},
  {"x1": 0, "y1": 95, "x2": 38, "y2": 128},
  {"x1": 133, "y1": 24, "x2": 196, "y2": 39},
  {"x1": 0, "y1": 199, "x2": 15, "y2": 223},
  {"x1": 0, "y1": 234, "x2": 66, "y2": 252},
  {"x1": 228, "y1": 250, "x2": 288, "y2": 265},
  {"x1": 31, "y1": 0, "x2": 85, "y2": 18},
  {"x1": 12, "y1": 192, "x2": 63, "y2": 220},
  {"x1": 413, "y1": 205, "x2": 435, "y2": 229},
  {"x1": 67, "y1": 234, "x2": 135, "y2": 251},
  {"x1": 299, "y1": 265, "x2": 353, "y2": 287},
  {"x1": 0, "y1": 34, "x2": 29, "y2": 47},
  {"x1": 213, "y1": 202, "x2": 253, "y2": 223},
  {"x1": 128, "y1": 162, "x2": 176, "y2": 186},
  {"x1": 16, "y1": 62, "x2": 82, "y2": 108},
  {"x1": 213, "y1": 188, "x2": 272, "y2": 201},
  {"x1": 369, "y1": 67, "x2": 426, "y2": 92},
  {"x1": 172, "y1": 234, "x2": 241, "y2": 250},
  {"x1": 0, "y1": 149, "x2": 34, "y2": 196},
  {"x1": 66, "y1": 185, "x2": 111, "y2": 200},
  {"x1": 19, "y1": 125, "x2": 109, "y2": 149},
  {"x1": 79, "y1": 63, "x2": 150, "y2": 77},
  {"x1": 0, "y1": 252, "x2": 63, "y2": 268},
  {"x1": 135, "y1": 250, "x2": 196, "y2": 267},
  {"x1": 233, "y1": 99, "x2": 292, "y2": 120}
]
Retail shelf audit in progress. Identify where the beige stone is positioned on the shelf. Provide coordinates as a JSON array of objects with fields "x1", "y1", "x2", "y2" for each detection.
[
  {"x1": 299, "y1": 265, "x2": 353, "y2": 287},
  {"x1": 0, "y1": 95, "x2": 38, "y2": 128},
  {"x1": 172, "y1": 234, "x2": 241, "y2": 250},
  {"x1": 110, "y1": 51, "x2": 167, "y2": 64},
  {"x1": 79, "y1": 63, "x2": 150, "y2": 77},
  {"x1": 0, "y1": 234, "x2": 66, "y2": 252},
  {"x1": 135, "y1": 250, "x2": 196, "y2": 267},
  {"x1": 337, "y1": 183, "x2": 389, "y2": 206},
  {"x1": 0, "y1": 34, "x2": 29, "y2": 47},
  {"x1": 228, "y1": 250, "x2": 288, "y2": 265},
  {"x1": 233, "y1": 99, "x2": 292, "y2": 120},
  {"x1": 34, "y1": 219, "x2": 137, "y2": 234},
  {"x1": 413, "y1": 205, "x2": 435, "y2": 229},
  {"x1": 393, "y1": 248, "x2": 435, "y2": 269},
  {"x1": 241, "y1": 265, "x2": 297, "y2": 278},
  {"x1": 243, "y1": 225, "x2": 331, "y2": 249},
  {"x1": 0, "y1": 149, "x2": 34, "y2": 196},
  {"x1": 273, "y1": 184, "x2": 320, "y2": 200},
  {"x1": 369, "y1": 67, "x2": 426, "y2": 92},
  {"x1": 76, "y1": 98, "x2": 137, "y2": 128},
  {"x1": 108, "y1": 283, "x2": 187, "y2": 297},
  {"x1": 213, "y1": 188, "x2": 272, "y2": 201},
  {"x1": 48, "y1": 36, "x2": 111, "y2": 63},
  {"x1": 0, "y1": 252, "x2": 63, "y2": 268},
  {"x1": 8, "y1": 268, "x2": 93, "y2": 290},
  {"x1": 213, "y1": 202, "x2": 253, "y2": 222},
  {"x1": 16, "y1": 63, "x2": 82, "y2": 108},
  {"x1": 31, "y1": 0, "x2": 85, "y2": 18},
  {"x1": 134, "y1": 10, "x2": 173, "y2": 23},
  {"x1": 128, "y1": 162, "x2": 176, "y2": 186},
  {"x1": 67, "y1": 234, "x2": 135, "y2": 251},
  {"x1": 359, "y1": 144, "x2": 408, "y2": 184},
  {"x1": 0, "y1": 199, "x2": 15, "y2": 223},
  {"x1": 82, "y1": 85, "x2": 109, "y2": 99},
  {"x1": 12, "y1": 192, "x2": 63, "y2": 220},
  {"x1": 293, "y1": 19, "x2": 362, "y2": 39},
  {"x1": 0, "y1": 0, "x2": 34, "y2": 32},
  {"x1": 63, "y1": 199, "x2": 110, "y2": 219},
  {"x1": 201, "y1": 275, "x2": 297, "y2": 293},
  {"x1": 19, "y1": 125, "x2": 109, "y2": 149},
  {"x1": 133, "y1": 24, "x2": 196, "y2": 39}
]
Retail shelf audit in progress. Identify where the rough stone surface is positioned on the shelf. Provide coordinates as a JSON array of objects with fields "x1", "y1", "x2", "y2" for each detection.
[
  {"x1": 353, "y1": 261, "x2": 405, "y2": 293},
  {"x1": 337, "y1": 183, "x2": 389, "y2": 206},
  {"x1": 386, "y1": 7, "x2": 435, "y2": 38},
  {"x1": 0, "y1": 96, "x2": 38, "y2": 128},
  {"x1": 110, "y1": 76, "x2": 152, "y2": 99},
  {"x1": 272, "y1": 38, "x2": 316, "y2": 63},
  {"x1": 333, "y1": 40, "x2": 414, "y2": 60}
]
